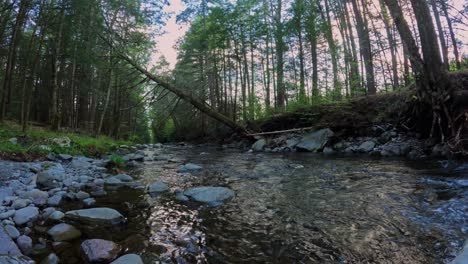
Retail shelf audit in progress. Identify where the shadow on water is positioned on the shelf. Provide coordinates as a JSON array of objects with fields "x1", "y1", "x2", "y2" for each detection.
[{"x1": 36, "y1": 145, "x2": 468, "y2": 263}]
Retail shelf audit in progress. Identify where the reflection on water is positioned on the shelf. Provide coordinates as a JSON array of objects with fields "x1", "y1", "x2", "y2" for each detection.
[{"x1": 58, "y1": 145, "x2": 468, "y2": 263}]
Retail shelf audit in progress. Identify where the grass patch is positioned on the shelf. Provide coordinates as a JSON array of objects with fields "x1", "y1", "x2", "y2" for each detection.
[{"x1": 0, "y1": 122, "x2": 135, "y2": 161}]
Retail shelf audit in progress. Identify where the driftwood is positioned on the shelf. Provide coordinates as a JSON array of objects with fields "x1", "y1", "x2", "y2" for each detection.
[{"x1": 246, "y1": 126, "x2": 316, "y2": 137}]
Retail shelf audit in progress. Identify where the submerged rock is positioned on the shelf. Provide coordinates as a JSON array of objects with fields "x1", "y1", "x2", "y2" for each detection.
[
  {"x1": 40, "y1": 253, "x2": 59, "y2": 264},
  {"x1": 65, "y1": 208, "x2": 126, "y2": 225},
  {"x1": 177, "y1": 163, "x2": 203, "y2": 173},
  {"x1": 47, "y1": 223, "x2": 81, "y2": 241},
  {"x1": 296, "y1": 128, "x2": 334, "y2": 152},
  {"x1": 111, "y1": 254, "x2": 143, "y2": 264},
  {"x1": 183, "y1": 186, "x2": 234, "y2": 204},
  {"x1": 81, "y1": 239, "x2": 121, "y2": 263},
  {"x1": 148, "y1": 182, "x2": 169, "y2": 194}
]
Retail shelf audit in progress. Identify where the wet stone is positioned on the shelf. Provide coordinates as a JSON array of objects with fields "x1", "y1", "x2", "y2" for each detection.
[
  {"x1": 65, "y1": 208, "x2": 126, "y2": 225},
  {"x1": 47, "y1": 223, "x2": 81, "y2": 241},
  {"x1": 81, "y1": 239, "x2": 122, "y2": 263},
  {"x1": 13, "y1": 207, "x2": 39, "y2": 225}
]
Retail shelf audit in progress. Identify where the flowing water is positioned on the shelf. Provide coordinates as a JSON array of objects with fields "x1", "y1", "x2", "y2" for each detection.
[{"x1": 50, "y1": 145, "x2": 468, "y2": 263}]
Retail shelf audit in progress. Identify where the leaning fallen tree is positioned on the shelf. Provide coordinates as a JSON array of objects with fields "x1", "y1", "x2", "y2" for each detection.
[{"x1": 118, "y1": 54, "x2": 248, "y2": 135}]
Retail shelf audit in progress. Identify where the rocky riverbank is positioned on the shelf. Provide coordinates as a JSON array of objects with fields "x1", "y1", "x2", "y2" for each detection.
[
  {"x1": 245, "y1": 124, "x2": 451, "y2": 160},
  {"x1": 0, "y1": 142, "x2": 235, "y2": 263}
]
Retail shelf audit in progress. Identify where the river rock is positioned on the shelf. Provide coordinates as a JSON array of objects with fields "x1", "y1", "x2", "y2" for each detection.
[
  {"x1": 51, "y1": 137, "x2": 71, "y2": 148},
  {"x1": 17, "y1": 235, "x2": 33, "y2": 255},
  {"x1": 14, "y1": 207, "x2": 39, "y2": 225},
  {"x1": 57, "y1": 154, "x2": 73, "y2": 161},
  {"x1": 40, "y1": 253, "x2": 59, "y2": 264},
  {"x1": 123, "y1": 154, "x2": 144, "y2": 162},
  {"x1": 37, "y1": 164, "x2": 66, "y2": 188},
  {"x1": 0, "y1": 210, "x2": 16, "y2": 220},
  {"x1": 65, "y1": 208, "x2": 126, "y2": 225},
  {"x1": 296, "y1": 128, "x2": 334, "y2": 152},
  {"x1": 0, "y1": 256, "x2": 34, "y2": 264},
  {"x1": 357, "y1": 141, "x2": 376, "y2": 153},
  {"x1": 111, "y1": 254, "x2": 144, "y2": 264},
  {"x1": 451, "y1": 240, "x2": 468, "y2": 264},
  {"x1": 113, "y1": 174, "x2": 134, "y2": 182},
  {"x1": 5, "y1": 225, "x2": 20, "y2": 239},
  {"x1": 0, "y1": 187, "x2": 14, "y2": 202},
  {"x1": 178, "y1": 163, "x2": 203, "y2": 173},
  {"x1": 0, "y1": 225, "x2": 22, "y2": 255},
  {"x1": 70, "y1": 159, "x2": 92, "y2": 170},
  {"x1": 75, "y1": 191, "x2": 90, "y2": 200},
  {"x1": 20, "y1": 189, "x2": 49, "y2": 206},
  {"x1": 47, "y1": 223, "x2": 81, "y2": 241},
  {"x1": 81, "y1": 239, "x2": 122, "y2": 263},
  {"x1": 47, "y1": 195, "x2": 62, "y2": 206},
  {"x1": 82, "y1": 198, "x2": 96, "y2": 207},
  {"x1": 380, "y1": 142, "x2": 411, "y2": 156},
  {"x1": 183, "y1": 187, "x2": 235, "y2": 204},
  {"x1": 12, "y1": 199, "x2": 31, "y2": 210},
  {"x1": 148, "y1": 182, "x2": 169, "y2": 194},
  {"x1": 251, "y1": 139, "x2": 267, "y2": 152},
  {"x1": 48, "y1": 211, "x2": 65, "y2": 221}
]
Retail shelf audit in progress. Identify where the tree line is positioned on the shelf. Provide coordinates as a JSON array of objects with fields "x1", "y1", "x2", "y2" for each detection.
[
  {"x1": 0, "y1": 0, "x2": 169, "y2": 141},
  {"x1": 0, "y1": 0, "x2": 466, "y2": 142},
  {"x1": 151, "y1": 0, "x2": 466, "y2": 140}
]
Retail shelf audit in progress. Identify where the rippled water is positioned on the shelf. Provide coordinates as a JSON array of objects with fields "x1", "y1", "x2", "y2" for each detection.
[{"x1": 51, "y1": 145, "x2": 468, "y2": 263}]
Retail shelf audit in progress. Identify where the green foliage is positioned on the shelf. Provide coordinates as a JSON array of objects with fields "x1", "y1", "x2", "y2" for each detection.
[
  {"x1": 109, "y1": 155, "x2": 126, "y2": 168},
  {"x1": 0, "y1": 122, "x2": 134, "y2": 160}
]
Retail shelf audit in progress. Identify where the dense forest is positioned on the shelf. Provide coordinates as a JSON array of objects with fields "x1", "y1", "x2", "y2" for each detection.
[{"x1": 0, "y1": 0, "x2": 467, "y2": 142}]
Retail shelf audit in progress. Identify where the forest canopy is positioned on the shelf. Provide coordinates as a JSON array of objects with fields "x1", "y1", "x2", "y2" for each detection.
[{"x1": 0, "y1": 0, "x2": 467, "y2": 142}]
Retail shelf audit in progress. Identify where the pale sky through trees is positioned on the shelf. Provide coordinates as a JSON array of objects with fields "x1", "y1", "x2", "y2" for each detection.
[{"x1": 154, "y1": 0, "x2": 468, "y2": 69}]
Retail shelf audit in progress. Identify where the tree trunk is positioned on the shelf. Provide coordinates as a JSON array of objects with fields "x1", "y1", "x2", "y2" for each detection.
[
  {"x1": 351, "y1": 0, "x2": 376, "y2": 95},
  {"x1": 430, "y1": 0, "x2": 449, "y2": 70},
  {"x1": 1, "y1": 0, "x2": 31, "y2": 121},
  {"x1": 274, "y1": 0, "x2": 286, "y2": 108}
]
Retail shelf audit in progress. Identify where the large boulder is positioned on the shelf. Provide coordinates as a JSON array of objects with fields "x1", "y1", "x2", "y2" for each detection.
[
  {"x1": 296, "y1": 129, "x2": 334, "y2": 152},
  {"x1": 81, "y1": 239, "x2": 121, "y2": 263},
  {"x1": 37, "y1": 164, "x2": 66, "y2": 188},
  {"x1": 0, "y1": 225, "x2": 22, "y2": 255},
  {"x1": 111, "y1": 254, "x2": 144, "y2": 264},
  {"x1": 14, "y1": 207, "x2": 39, "y2": 225},
  {"x1": 65, "y1": 208, "x2": 126, "y2": 225},
  {"x1": 47, "y1": 223, "x2": 81, "y2": 241},
  {"x1": 251, "y1": 139, "x2": 267, "y2": 152},
  {"x1": 183, "y1": 187, "x2": 235, "y2": 204}
]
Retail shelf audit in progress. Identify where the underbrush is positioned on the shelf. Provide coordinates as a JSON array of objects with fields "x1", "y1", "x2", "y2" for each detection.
[{"x1": 0, "y1": 122, "x2": 134, "y2": 161}]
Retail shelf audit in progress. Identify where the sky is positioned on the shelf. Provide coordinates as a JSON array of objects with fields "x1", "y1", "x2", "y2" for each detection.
[{"x1": 151, "y1": 0, "x2": 188, "y2": 69}]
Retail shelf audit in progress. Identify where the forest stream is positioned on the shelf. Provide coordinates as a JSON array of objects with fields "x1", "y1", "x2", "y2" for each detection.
[{"x1": 36, "y1": 144, "x2": 468, "y2": 264}]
